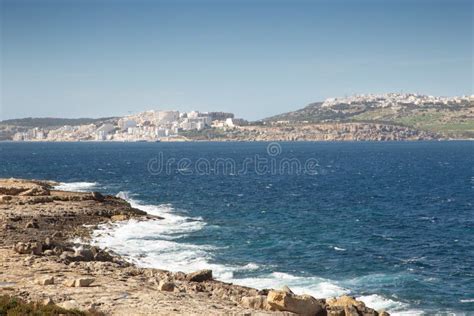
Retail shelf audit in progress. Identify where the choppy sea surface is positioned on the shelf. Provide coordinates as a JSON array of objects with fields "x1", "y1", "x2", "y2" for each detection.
[{"x1": 1, "y1": 141, "x2": 473, "y2": 315}]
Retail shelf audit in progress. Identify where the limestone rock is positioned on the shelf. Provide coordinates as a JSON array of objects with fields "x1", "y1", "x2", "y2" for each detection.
[
  {"x1": 35, "y1": 276, "x2": 54, "y2": 285},
  {"x1": 186, "y1": 269, "x2": 213, "y2": 282},
  {"x1": 267, "y1": 290, "x2": 323, "y2": 316},
  {"x1": 158, "y1": 280, "x2": 175, "y2": 292},
  {"x1": 327, "y1": 309, "x2": 345, "y2": 316},
  {"x1": 326, "y1": 295, "x2": 383, "y2": 316},
  {"x1": 64, "y1": 278, "x2": 95, "y2": 287},
  {"x1": 64, "y1": 279, "x2": 76, "y2": 287},
  {"x1": 326, "y1": 295, "x2": 365, "y2": 309},
  {"x1": 111, "y1": 214, "x2": 129, "y2": 221},
  {"x1": 93, "y1": 249, "x2": 114, "y2": 262},
  {"x1": 240, "y1": 295, "x2": 272, "y2": 310},
  {"x1": 74, "y1": 247, "x2": 94, "y2": 261},
  {"x1": 13, "y1": 241, "x2": 42, "y2": 255},
  {"x1": 75, "y1": 277, "x2": 95, "y2": 287},
  {"x1": 92, "y1": 191, "x2": 105, "y2": 202}
]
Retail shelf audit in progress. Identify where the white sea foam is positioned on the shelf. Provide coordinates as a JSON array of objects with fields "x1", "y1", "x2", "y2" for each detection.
[
  {"x1": 91, "y1": 194, "x2": 420, "y2": 314},
  {"x1": 357, "y1": 294, "x2": 412, "y2": 313},
  {"x1": 240, "y1": 263, "x2": 260, "y2": 271},
  {"x1": 460, "y1": 299, "x2": 474, "y2": 303},
  {"x1": 231, "y1": 272, "x2": 349, "y2": 298},
  {"x1": 55, "y1": 182, "x2": 98, "y2": 192}
]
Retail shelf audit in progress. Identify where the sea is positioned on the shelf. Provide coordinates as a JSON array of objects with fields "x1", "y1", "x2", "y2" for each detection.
[{"x1": 1, "y1": 141, "x2": 473, "y2": 315}]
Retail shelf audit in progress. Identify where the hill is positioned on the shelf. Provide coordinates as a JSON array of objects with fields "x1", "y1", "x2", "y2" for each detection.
[
  {"x1": 265, "y1": 94, "x2": 474, "y2": 139},
  {"x1": 0, "y1": 117, "x2": 119, "y2": 128}
]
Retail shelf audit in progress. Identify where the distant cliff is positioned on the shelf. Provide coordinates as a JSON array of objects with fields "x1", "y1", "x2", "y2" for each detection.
[{"x1": 264, "y1": 93, "x2": 474, "y2": 139}]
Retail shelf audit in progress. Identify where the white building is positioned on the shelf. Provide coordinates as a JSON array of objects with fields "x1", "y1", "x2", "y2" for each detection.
[
  {"x1": 225, "y1": 118, "x2": 235, "y2": 128},
  {"x1": 95, "y1": 124, "x2": 115, "y2": 141}
]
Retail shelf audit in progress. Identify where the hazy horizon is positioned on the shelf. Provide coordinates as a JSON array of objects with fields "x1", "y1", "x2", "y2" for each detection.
[
  {"x1": 1, "y1": 0, "x2": 472, "y2": 121},
  {"x1": 0, "y1": 91, "x2": 473, "y2": 122}
]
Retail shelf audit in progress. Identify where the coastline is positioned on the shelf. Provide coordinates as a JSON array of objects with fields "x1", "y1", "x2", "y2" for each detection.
[{"x1": 0, "y1": 178, "x2": 388, "y2": 315}]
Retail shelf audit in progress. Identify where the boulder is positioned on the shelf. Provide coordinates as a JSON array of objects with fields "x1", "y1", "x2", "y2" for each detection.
[
  {"x1": 91, "y1": 191, "x2": 105, "y2": 202},
  {"x1": 326, "y1": 295, "x2": 383, "y2": 316},
  {"x1": 186, "y1": 269, "x2": 213, "y2": 282},
  {"x1": 93, "y1": 249, "x2": 114, "y2": 262},
  {"x1": 267, "y1": 290, "x2": 324, "y2": 316},
  {"x1": 75, "y1": 278, "x2": 95, "y2": 287},
  {"x1": 327, "y1": 295, "x2": 365, "y2": 309},
  {"x1": 63, "y1": 279, "x2": 76, "y2": 287},
  {"x1": 34, "y1": 276, "x2": 54, "y2": 285},
  {"x1": 158, "y1": 280, "x2": 175, "y2": 292},
  {"x1": 74, "y1": 247, "x2": 94, "y2": 261},
  {"x1": 64, "y1": 278, "x2": 95, "y2": 287},
  {"x1": 13, "y1": 241, "x2": 42, "y2": 255}
]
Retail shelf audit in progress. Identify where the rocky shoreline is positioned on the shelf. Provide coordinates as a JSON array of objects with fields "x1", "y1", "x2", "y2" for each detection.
[{"x1": 0, "y1": 178, "x2": 389, "y2": 315}]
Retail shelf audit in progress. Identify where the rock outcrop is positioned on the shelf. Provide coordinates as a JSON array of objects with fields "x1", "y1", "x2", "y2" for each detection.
[
  {"x1": 326, "y1": 295, "x2": 381, "y2": 316},
  {"x1": 0, "y1": 178, "x2": 390, "y2": 315},
  {"x1": 267, "y1": 289, "x2": 324, "y2": 315},
  {"x1": 186, "y1": 269, "x2": 213, "y2": 282}
]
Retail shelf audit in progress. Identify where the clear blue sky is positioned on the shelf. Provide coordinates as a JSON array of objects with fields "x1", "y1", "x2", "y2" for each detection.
[{"x1": 1, "y1": 0, "x2": 472, "y2": 120}]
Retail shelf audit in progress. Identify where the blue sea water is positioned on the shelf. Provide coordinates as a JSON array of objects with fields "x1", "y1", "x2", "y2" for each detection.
[{"x1": 0, "y1": 141, "x2": 473, "y2": 315}]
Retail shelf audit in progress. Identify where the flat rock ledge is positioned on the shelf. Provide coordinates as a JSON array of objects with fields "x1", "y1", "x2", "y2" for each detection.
[{"x1": 0, "y1": 178, "x2": 389, "y2": 315}]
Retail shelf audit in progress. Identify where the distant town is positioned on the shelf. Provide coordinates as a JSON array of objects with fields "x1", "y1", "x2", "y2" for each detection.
[
  {"x1": 3, "y1": 93, "x2": 473, "y2": 142},
  {"x1": 9, "y1": 110, "x2": 249, "y2": 142}
]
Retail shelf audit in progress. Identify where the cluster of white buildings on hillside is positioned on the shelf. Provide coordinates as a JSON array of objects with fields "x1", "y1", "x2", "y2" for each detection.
[
  {"x1": 322, "y1": 93, "x2": 474, "y2": 109},
  {"x1": 12, "y1": 110, "x2": 245, "y2": 142}
]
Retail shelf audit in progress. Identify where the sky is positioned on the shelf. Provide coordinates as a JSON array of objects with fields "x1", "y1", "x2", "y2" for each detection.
[{"x1": 0, "y1": 0, "x2": 472, "y2": 121}]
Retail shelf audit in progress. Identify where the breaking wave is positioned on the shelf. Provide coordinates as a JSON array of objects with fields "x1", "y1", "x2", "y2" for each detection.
[
  {"x1": 90, "y1": 193, "x2": 423, "y2": 314},
  {"x1": 54, "y1": 182, "x2": 98, "y2": 192}
]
